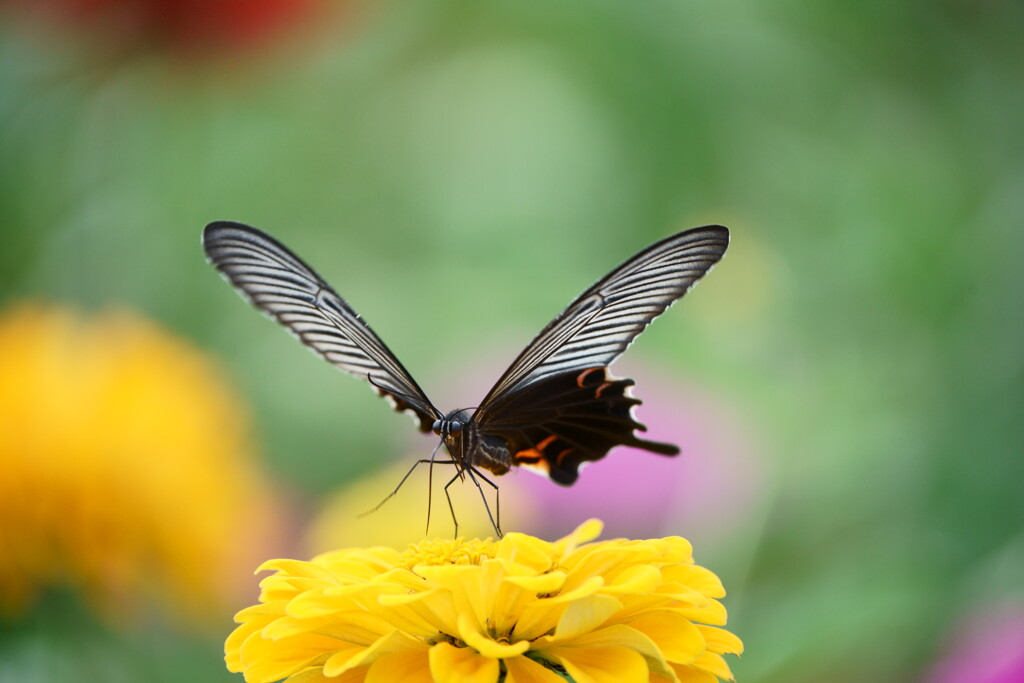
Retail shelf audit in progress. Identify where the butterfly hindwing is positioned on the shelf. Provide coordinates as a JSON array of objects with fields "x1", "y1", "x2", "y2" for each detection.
[
  {"x1": 474, "y1": 367, "x2": 677, "y2": 485},
  {"x1": 202, "y1": 221, "x2": 440, "y2": 431}
]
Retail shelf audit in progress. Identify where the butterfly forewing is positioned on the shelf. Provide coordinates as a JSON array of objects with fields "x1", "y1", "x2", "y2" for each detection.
[
  {"x1": 202, "y1": 221, "x2": 440, "y2": 431},
  {"x1": 477, "y1": 226, "x2": 729, "y2": 407}
]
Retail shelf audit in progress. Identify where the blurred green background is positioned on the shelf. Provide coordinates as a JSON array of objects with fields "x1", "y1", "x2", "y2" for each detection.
[{"x1": 2, "y1": 0, "x2": 1023, "y2": 681}]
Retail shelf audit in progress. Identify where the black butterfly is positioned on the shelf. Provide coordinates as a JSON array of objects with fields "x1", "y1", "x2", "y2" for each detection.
[{"x1": 203, "y1": 222, "x2": 728, "y2": 535}]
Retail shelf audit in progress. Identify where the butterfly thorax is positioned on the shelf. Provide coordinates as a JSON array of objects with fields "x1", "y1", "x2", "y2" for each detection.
[{"x1": 433, "y1": 409, "x2": 512, "y2": 476}]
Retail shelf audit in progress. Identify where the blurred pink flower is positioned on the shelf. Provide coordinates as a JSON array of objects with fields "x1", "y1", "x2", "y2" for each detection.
[
  {"x1": 927, "y1": 603, "x2": 1024, "y2": 683},
  {"x1": 513, "y1": 361, "x2": 764, "y2": 542}
]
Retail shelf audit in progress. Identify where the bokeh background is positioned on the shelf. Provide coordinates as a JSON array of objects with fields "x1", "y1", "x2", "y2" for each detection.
[{"x1": 1, "y1": 1, "x2": 1022, "y2": 681}]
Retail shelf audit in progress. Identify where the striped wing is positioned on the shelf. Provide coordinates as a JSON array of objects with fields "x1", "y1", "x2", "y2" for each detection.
[
  {"x1": 203, "y1": 221, "x2": 440, "y2": 431},
  {"x1": 478, "y1": 225, "x2": 729, "y2": 408}
]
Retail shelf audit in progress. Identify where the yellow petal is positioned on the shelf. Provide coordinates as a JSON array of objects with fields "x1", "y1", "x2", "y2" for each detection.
[
  {"x1": 545, "y1": 645, "x2": 647, "y2": 683},
  {"x1": 602, "y1": 564, "x2": 662, "y2": 595},
  {"x1": 697, "y1": 625, "x2": 743, "y2": 656},
  {"x1": 428, "y1": 642, "x2": 500, "y2": 683},
  {"x1": 661, "y1": 565, "x2": 725, "y2": 598},
  {"x1": 513, "y1": 576, "x2": 606, "y2": 641},
  {"x1": 457, "y1": 613, "x2": 530, "y2": 658},
  {"x1": 238, "y1": 631, "x2": 336, "y2": 682},
  {"x1": 267, "y1": 612, "x2": 392, "y2": 646},
  {"x1": 553, "y1": 519, "x2": 605, "y2": 555},
  {"x1": 366, "y1": 650, "x2": 434, "y2": 683},
  {"x1": 503, "y1": 571, "x2": 566, "y2": 595},
  {"x1": 321, "y1": 643, "x2": 367, "y2": 677},
  {"x1": 324, "y1": 629, "x2": 425, "y2": 677},
  {"x1": 535, "y1": 624, "x2": 671, "y2": 678},
  {"x1": 668, "y1": 663, "x2": 718, "y2": 683},
  {"x1": 553, "y1": 595, "x2": 622, "y2": 640},
  {"x1": 418, "y1": 565, "x2": 490, "y2": 632},
  {"x1": 287, "y1": 666, "x2": 365, "y2": 683},
  {"x1": 258, "y1": 558, "x2": 338, "y2": 581},
  {"x1": 562, "y1": 547, "x2": 658, "y2": 593},
  {"x1": 675, "y1": 599, "x2": 728, "y2": 626},
  {"x1": 490, "y1": 569, "x2": 565, "y2": 634},
  {"x1": 497, "y1": 533, "x2": 559, "y2": 572},
  {"x1": 626, "y1": 611, "x2": 705, "y2": 664},
  {"x1": 376, "y1": 588, "x2": 457, "y2": 635},
  {"x1": 503, "y1": 655, "x2": 567, "y2": 683},
  {"x1": 690, "y1": 651, "x2": 734, "y2": 681}
]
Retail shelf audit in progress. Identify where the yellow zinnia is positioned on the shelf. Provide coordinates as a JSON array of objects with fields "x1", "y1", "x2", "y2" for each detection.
[
  {"x1": 0, "y1": 302, "x2": 283, "y2": 622},
  {"x1": 227, "y1": 519, "x2": 742, "y2": 682}
]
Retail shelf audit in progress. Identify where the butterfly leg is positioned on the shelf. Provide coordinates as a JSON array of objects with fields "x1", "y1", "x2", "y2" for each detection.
[
  {"x1": 442, "y1": 471, "x2": 463, "y2": 538},
  {"x1": 466, "y1": 466, "x2": 503, "y2": 539},
  {"x1": 359, "y1": 457, "x2": 455, "y2": 521}
]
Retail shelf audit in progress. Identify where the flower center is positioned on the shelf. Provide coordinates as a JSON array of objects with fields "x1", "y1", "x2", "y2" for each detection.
[{"x1": 399, "y1": 538, "x2": 498, "y2": 568}]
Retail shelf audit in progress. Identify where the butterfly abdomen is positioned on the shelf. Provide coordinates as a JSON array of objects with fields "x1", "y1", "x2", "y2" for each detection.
[{"x1": 453, "y1": 426, "x2": 513, "y2": 476}]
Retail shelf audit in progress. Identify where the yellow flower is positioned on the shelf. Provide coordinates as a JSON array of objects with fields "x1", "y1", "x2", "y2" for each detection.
[
  {"x1": 0, "y1": 302, "x2": 283, "y2": 622},
  {"x1": 227, "y1": 519, "x2": 742, "y2": 682}
]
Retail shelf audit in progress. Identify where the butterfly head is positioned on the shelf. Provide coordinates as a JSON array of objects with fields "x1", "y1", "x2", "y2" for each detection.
[{"x1": 432, "y1": 409, "x2": 472, "y2": 438}]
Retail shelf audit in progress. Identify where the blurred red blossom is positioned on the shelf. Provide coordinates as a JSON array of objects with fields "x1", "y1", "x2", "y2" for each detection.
[{"x1": 2, "y1": 0, "x2": 329, "y2": 55}]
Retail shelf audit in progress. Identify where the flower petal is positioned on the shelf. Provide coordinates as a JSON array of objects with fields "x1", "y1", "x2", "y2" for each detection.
[
  {"x1": 237, "y1": 630, "x2": 337, "y2": 682},
  {"x1": 553, "y1": 595, "x2": 622, "y2": 640},
  {"x1": 366, "y1": 649, "x2": 435, "y2": 683},
  {"x1": 690, "y1": 651, "x2": 735, "y2": 681},
  {"x1": 428, "y1": 642, "x2": 500, "y2": 683},
  {"x1": 553, "y1": 519, "x2": 604, "y2": 555},
  {"x1": 497, "y1": 533, "x2": 560, "y2": 572},
  {"x1": 602, "y1": 563, "x2": 662, "y2": 595},
  {"x1": 457, "y1": 613, "x2": 530, "y2": 658},
  {"x1": 503, "y1": 655, "x2": 567, "y2": 683},
  {"x1": 661, "y1": 564, "x2": 725, "y2": 599},
  {"x1": 534, "y1": 624, "x2": 671, "y2": 678},
  {"x1": 544, "y1": 645, "x2": 647, "y2": 683},
  {"x1": 324, "y1": 629, "x2": 425, "y2": 677},
  {"x1": 697, "y1": 625, "x2": 744, "y2": 656},
  {"x1": 627, "y1": 611, "x2": 706, "y2": 664},
  {"x1": 665, "y1": 664, "x2": 718, "y2": 683},
  {"x1": 375, "y1": 588, "x2": 455, "y2": 636},
  {"x1": 513, "y1": 576, "x2": 607, "y2": 641},
  {"x1": 288, "y1": 664, "x2": 367, "y2": 683}
]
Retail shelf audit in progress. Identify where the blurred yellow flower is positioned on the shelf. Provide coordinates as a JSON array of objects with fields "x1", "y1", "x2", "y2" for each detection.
[
  {"x1": 0, "y1": 302, "x2": 283, "y2": 623},
  {"x1": 227, "y1": 519, "x2": 741, "y2": 683}
]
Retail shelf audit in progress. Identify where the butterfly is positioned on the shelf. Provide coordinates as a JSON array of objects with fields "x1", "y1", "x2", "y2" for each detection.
[{"x1": 203, "y1": 222, "x2": 728, "y2": 535}]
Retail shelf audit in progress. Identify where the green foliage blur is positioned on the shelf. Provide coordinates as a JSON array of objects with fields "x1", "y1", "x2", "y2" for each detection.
[{"x1": 2, "y1": 1, "x2": 1022, "y2": 681}]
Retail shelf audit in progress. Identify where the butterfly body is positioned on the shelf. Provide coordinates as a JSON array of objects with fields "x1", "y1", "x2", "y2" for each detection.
[
  {"x1": 203, "y1": 222, "x2": 728, "y2": 497},
  {"x1": 433, "y1": 411, "x2": 513, "y2": 478}
]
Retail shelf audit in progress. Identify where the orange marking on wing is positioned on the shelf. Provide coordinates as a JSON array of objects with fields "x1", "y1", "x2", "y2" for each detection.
[
  {"x1": 515, "y1": 448, "x2": 543, "y2": 463},
  {"x1": 535, "y1": 435, "x2": 557, "y2": 451},
  {"x1": 554, "y1": 448, "x2": 575, "y2": 465},
  {"x1": 518, "y1": 459, "x2": 550, "y2": 476},
  {"x1": 576, "y1": 367, "x2": 601, "y2": 387},
  {"x1": 594, "y1": 382, "x2": 613, "y2": 398}
]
